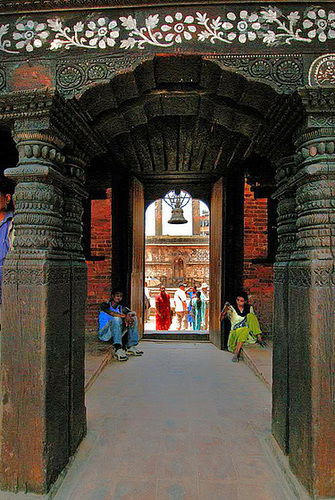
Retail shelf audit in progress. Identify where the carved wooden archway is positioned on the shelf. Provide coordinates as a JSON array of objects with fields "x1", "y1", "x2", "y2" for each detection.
[{"x1": 0, "y1": 50, "x2": 334, "y2": 500}]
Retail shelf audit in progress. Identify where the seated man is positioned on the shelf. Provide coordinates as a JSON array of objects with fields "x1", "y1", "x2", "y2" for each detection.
[{"x1": 98, "y1": 289, "x2": 143, "y2": 361}]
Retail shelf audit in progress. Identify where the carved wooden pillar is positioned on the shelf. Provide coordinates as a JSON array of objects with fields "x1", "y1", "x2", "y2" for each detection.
[
  {"x1": 63, "y1": 155, "x2": 88, "y2": 456},
  {"x1": 272, "y1": 156, "x2": 297, "y2": 455},
  {"x1": 286, "y1": 88, "x2": 335, "y2": 498},
  {"x1": 0, "y1": 132, "x2": 87, "y2": 493},
  {"x1": 0, "y1": 130, "x2": 69, "y2": 494}
]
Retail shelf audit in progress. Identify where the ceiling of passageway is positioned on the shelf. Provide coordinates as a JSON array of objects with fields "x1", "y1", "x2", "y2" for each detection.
[{"x1": 79, "y1": 56, "x2": 298, "y2": 186}]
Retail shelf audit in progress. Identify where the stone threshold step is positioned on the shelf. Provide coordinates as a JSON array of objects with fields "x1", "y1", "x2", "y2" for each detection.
[{"x1": 143, "y1": 332, "x2": 209, "y2": 341}]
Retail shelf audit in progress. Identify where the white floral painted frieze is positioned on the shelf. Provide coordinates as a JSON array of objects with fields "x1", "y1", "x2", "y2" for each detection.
[{"x1": 0, "y1": 6, "x2": 334, "y2": 54}]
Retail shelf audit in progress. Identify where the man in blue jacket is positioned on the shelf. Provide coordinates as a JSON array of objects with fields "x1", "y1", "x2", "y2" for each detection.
[
  {"x1": 98, "y1": 289, "x2": 143, "y2": 361},
  {"x1": 0, "y1": 179, "x2": 14, "y2": 329}
]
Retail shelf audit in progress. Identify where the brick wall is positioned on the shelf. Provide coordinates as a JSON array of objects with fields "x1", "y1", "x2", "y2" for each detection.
[
  {"x1": 85, "y1": 190, "x2": 112, "y2": 332},
  {"x1": 243, "y1": 182, "x2": 274, "y2": 336}
]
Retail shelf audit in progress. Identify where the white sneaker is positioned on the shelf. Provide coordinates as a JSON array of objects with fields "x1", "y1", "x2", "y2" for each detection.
[
  {"x1": 115, "y1": 348, "x2": 128, "y2": 361},
  {"x1": 126, "y1": 346, "x2": 143, "y2": 356}
]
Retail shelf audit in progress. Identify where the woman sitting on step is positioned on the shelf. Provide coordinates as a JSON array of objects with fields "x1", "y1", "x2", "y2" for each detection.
[{"x1": 219, "y1": 290, "x2": 266, "y2": 362}]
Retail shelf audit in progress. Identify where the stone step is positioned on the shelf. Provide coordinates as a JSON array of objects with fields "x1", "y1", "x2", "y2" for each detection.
[{"x1": 142, "y1": 331, "x2": 209, "y2": 341}]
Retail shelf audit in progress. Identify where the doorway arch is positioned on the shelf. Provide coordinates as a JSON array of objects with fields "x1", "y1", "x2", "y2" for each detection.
[
  {"x1": 1, "y1": 54, "x2": 334, "y2": 498},
  {"x1": 80, "y1": 55, "x2": 291, "y2": 347}
]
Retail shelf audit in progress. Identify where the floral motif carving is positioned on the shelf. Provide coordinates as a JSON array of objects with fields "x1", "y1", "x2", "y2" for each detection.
[
  {"x1": 309, "y1": 54, "x2": 335, "y2": 86},
  {"x1": 55, "y1": 55, "x2": 146, "y2": 96},
  {"x1": 214, "y1": 55, "x2": 303, "y2": 94},
  {"x1": 0, "y1": 6, "x2": 334, "y2": 55},
  {"x1": 13, "y1": 19, "x2": 49, "y2": 52},
  {"x1": 84, "y1": 17, "x2": 119, "y2": 49},
  {"x1": 302, "y1": 8, "x2": 335, "y2": 43},
  {"x1": 57, "y1": 64, "x2": 85, "y2": 89}
]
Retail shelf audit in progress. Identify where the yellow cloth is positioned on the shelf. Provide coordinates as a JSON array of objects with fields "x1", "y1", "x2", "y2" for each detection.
[{"x1": 227, "y1": 313, "x2": 262, "y2": 352}]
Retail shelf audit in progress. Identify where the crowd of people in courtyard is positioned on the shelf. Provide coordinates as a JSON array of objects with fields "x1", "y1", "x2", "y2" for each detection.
[{"x1": 147, "y1": 281, "x2": 210, "y2": 332}]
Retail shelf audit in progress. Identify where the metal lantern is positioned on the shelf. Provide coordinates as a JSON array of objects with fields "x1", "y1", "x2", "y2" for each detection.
[{"x1": 163, "y1": 189, "x2": 191, "y2": 224}]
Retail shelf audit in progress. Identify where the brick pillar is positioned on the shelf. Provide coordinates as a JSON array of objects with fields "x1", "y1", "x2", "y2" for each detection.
[{"x1": 243, "y1": 182, "x2": 273, "y2": 334}]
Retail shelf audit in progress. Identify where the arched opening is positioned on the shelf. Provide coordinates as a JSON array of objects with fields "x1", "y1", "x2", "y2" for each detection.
[
  {"x1": 81, "y1": 55, "x2": 289, "y2": 347},
  {"x1": 144, "y1": 192, "x2": 210, "y2": 335}
]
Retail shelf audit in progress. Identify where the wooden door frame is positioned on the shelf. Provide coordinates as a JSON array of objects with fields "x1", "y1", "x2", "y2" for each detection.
[
  {"x1": 129, "y1": 176, "x2": 145, "y2": 337},
  {"x1": 209, "y1": 177, "x2": 224, "y2": 348}
]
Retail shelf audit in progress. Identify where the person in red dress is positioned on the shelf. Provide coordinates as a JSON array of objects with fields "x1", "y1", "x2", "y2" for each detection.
[{"x1": 155, "y1": 285, "x2": 172, "y2": 331}]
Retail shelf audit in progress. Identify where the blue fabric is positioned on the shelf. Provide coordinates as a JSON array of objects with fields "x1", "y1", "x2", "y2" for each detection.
[
  {"x1": 232, "y1": 317, "x2": 247, "y2": 330},
  {"x1": 0, "y1": 212, "x2": 13, "y2": 304},
  {"x1": 98, "y1": 312, "x2": 139, "y2": 347},
  {"x1": 98, "y1": 311, "x2": 112, "y2": 331},
  {"x1": 110, "y1": 304, "x2": 122, "y2": 314}
]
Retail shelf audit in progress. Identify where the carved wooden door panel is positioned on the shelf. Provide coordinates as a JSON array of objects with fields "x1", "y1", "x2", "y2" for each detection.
[
  {"x1": 209, "y1": 177, "x2": 224, "y2": 349},
  {"x1": 130, "y1": 177, "x2": 145, "y2": 337}
]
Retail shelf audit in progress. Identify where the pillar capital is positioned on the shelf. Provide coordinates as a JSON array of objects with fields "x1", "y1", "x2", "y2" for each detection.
[
  {"x1": 0, "y1": 89, "x2": 105, "y2": 164},
  {"x1": 288, "y1": 115, "x2": 335, "y2": 261}
]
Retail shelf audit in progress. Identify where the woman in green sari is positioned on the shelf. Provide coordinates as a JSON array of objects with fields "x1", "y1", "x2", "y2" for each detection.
[
  {"x1": 191, "y1": 291, "x2": 206, "y2": 330},
  {"x1": 219, "y1": 291, "x2": 266, "y2": 362}
]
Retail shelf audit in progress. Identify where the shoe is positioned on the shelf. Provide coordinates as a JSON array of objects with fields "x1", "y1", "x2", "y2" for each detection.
[
  {"x1": 126, "y1": 346, "x2": 143, "y2": 356},
  {"x1": 259, "y1": 341, "x2": 267, "y2": 348},
  {"x1": 231, "y1": 356, "x2": 239, "y2": 363},
  {"x1": 115, "y1": 348, "x2": 128, "y2": 361}
]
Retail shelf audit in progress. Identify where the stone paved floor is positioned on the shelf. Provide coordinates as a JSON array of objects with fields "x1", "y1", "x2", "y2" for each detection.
[{"x1": 51, "y1": 341, "x2": 296, "y2": 500}]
